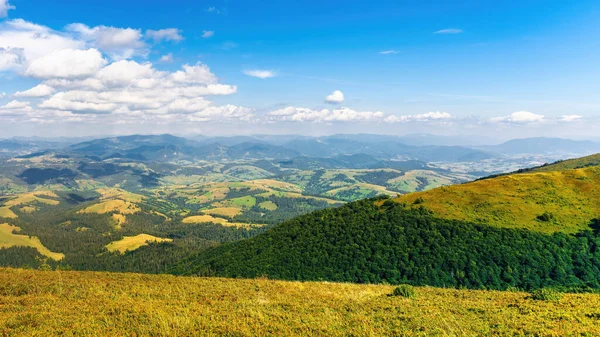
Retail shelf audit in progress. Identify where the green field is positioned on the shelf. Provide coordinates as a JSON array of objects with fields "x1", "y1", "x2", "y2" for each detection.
[{"x1": 1, "y1": 268, "x2": 599, "y2": 336}]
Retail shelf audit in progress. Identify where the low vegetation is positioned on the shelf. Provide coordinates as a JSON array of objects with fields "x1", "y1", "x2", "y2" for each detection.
[
  {"x1": 1, "y1": 268, "x2": 600, "y2": 336},
  {"x1": 105, "y1": 234, "x2": 173, "y2": 253},
  {"x1": 393, "y1": 166, "x2": 600, "y2": 233}
]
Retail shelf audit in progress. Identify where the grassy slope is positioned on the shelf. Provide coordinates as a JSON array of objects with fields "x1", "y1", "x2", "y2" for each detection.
[
  {"x1": 0, "y1": 224, "x2": 64, "y2": 260},
  {"x1": 1, "y1": 268, "x2": 600, "y2": 337},
  {"x1": 392, "y1": 166, "x2": 600, "y2": 233},
  {"x1": 530, "y1": 153, "x2": 600, "y2": 172},
  {"x1": 105, "y1": 234, "x2": 172, "y2": 253}
]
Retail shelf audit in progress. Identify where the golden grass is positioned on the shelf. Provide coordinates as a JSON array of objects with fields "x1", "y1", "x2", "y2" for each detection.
[
  {"x1": 79, "y1": 199, "x2": 140, "y2": 215},
  {"x1": 0, "y1": 191, "x2": 60, "y2": 219},
  {"x1": 111, "y1": 213, "x2": 126, "y2": 230},
  {"x1": 0, "y1": 224, "x2": 64, "y2": 260},
  {"x1": 182, "y1": 215, "x2": 264, "y2": 228},
  {"x1": 0, "y1": 207, "x2": 17, "y2": 219},
  {"x1": 205, "y1": 207, "x2": 243, "y2": 217},
  {"x1": 18, "y1": 206, "x2": 37, "y2": 213},
  {"x1": 249, "y1": 179, "x2": 303, "y2": 193},
  {"x1": 391, "y1": 166, "x2": 600, "y2": 233},
  {"x1": 105, "y1": 234, "x2": 172, "y2": 253},
  {"x1": 96, "y1": 188, "x2": 144, "y2": 203},
  {"x1": 1, "y1": 268, "x2": 599, "y2": 336}
]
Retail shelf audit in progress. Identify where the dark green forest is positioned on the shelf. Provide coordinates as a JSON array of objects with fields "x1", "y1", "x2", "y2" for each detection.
[{"x1": 172, "y1": 198, "x2": 600, "y2": 291}]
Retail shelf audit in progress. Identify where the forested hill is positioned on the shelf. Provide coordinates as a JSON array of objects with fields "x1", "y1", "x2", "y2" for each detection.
[{"x1": 173, "y1": 198, "x2": 600, "y2": 290}]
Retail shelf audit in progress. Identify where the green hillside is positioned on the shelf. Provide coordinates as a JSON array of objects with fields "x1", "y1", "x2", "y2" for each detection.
[
  {"x1": 393, "y1": 165, "x2": 600, "y2": 233},
  {"x1": 174, "y1": 199, "x2": 600, "y2": 290}
]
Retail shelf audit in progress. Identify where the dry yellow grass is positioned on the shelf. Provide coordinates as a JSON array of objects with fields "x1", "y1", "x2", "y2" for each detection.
[
  {"x1": 0, "y1": 207, "x2": 17, "y2": 219},
  {"x1": 105, "y1": 234, "x2": 172, "y2": 253},
  {"x1": 96, "y1": 188, "x2": 144, "y2": 203},
  {"x1": 0, "y1": 224, "x2": 64, "y2": 260},
  {"x1": 0, "y1": 191, "x2": 61, "y2": 219},
  {"x1": 18, "y1": 206, "x2": 37, "y2": 213},
  {"x1": 205, "y1": 207, "x2": 243, "y2": 217},
  {"x1": 392, "y1": 166, "x2": 600, "y2": 233},
  {"x1": 1, "y1": 268, "x2": 599, "y2": 336},
  {"x1": 182, "y1": 214, "x2": 264, "y2": 228},
  {"x1": 79, "y1": 199, "x2": 140, "y2": 215}
]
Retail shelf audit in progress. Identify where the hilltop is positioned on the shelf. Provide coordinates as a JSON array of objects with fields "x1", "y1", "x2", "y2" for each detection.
[
  {"x1": 1, "y1": 268, "x2": 600, "y2": 336},
  {"x1": 394, "y1": 155, "x2": 600, "y2": 234}
]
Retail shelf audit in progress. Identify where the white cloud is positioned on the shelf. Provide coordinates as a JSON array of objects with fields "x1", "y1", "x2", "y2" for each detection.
[
  {"x1": 0, "y1": 92, "x2": 5, "y2": 99},
  {"x1": 243, "y1": 69, "x2": 276, "y2": 79},
  {"x1": 202, "y1": 30, "x2": 214, "y2": 38},
  {"x1": 0, "y1": 20, "x2": 83, "y2": 71},
  {"x1": 0, "y1": 47, "x2": 23, "y2": 71},
  {"x1": 14, "y1": 84, "x2": 55, "y2": 97},
  {"x1": 491, "y1": 111, "x2": 545, "y2": 124},
  {"x1": 171, "y1": 63, "x2": 218, "y2": 84},
  {"x1": 325, "y1": 90, "x2": 344, "y2": 104},
  {"x1": 96, "y1": 60, "x2": 156, "y2": 87},
  {"x1": 159, "y1": 53, "x2": 174, "y2": 63},
  {"x1": 268, "y1": 106, "x2": 384, "y2": 123},
  {"x1": 384, "y1": 111, "x2": 453, "y2": 123},
  {"x1": 2, "y1": 100, "x2": 29, "y2": 109},
  {"x1": 0, "y1": 18, "x2": 249, "y2": 126},
  {"x1": 560, "y1": 115, "x2": 582, "y2": 122},
  {"x1": 66, "y1": 23, "x2": 145, "y2": 59},
  {"x1": 0, "y1": 0, "x2": 15, "y2": 18},
  {"x1": 146, "y1": 28, "x2": 183, "y2": 42},
  {"x1": 434, "y1": 28, "x2": 464, "y2": 34},
  {"x1": 25, "y1": 48, "x2": 107, "y2": 79},
  {"x1": 379, "y1": 50, "x2": 398, "y2": 55}
]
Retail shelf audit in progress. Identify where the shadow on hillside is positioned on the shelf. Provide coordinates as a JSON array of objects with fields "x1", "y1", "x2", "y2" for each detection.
[{"x1": 589, "y1": 219, "x2": 600, "y2": 234}]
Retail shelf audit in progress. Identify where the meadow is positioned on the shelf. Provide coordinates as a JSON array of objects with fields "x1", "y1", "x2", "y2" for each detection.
[
  {"x1": 393, "y1": 166, "x2": 600, "y2": 233},
  {"x1": 1, "y1": 268, "x2": 599, "y2": 336}
]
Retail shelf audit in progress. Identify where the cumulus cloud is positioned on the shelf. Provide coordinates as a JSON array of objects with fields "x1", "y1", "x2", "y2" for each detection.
[
  {"x1": 379, "y1": 50, "x2": 398, "y2": 55},
  {"x1": 268, "y1": 106, "x2": 384, "y2": 123},
  {"x1": 172, "y1": 63, "x2": 218, "y2": 84},
  {"x1": 159, "y1": 53, "x2": 174, "y2": 63},
  {"x1": 14, "y1": 84, "x2": 55, "y2": 97},
  {"x1": 146, "y1": 28, "x2": 183, "y2": 42},
  {"x1": 243, "y1": 69, "x2": 276, "y2": 79},
  {"x1": 2, "y1": 100, "x2": 29, "y2": 109},
  {"x1": 0, "y1": 0, "x2": 15, "y2": 18},
  {"x1": 202, "y1": 30, "x2": 214, "y2": 38},
  {"x1": 384, "y1": 111, "x2": 453, "y2": 123},
  {"x1": 325, "y1": 90, "x2": 344, "y2": 104},
  {"x1": 66, "y1": 23, "x2": 146, "y2": 59},
  {"x1": 491, "y1": 111, "x2": 545, "y2": 124},
  {"x1": 0, "y1": 20, "x2": 83, "y2": 71},
  {"x1": 0, "y1": 92, "x2": 5, "y2": 99},
  {"x1": 434, "y1": 28, "x2": 464, "y2": 34},
  {"x1": 560, "y1": 115, "x2": 582, "y2": 122},
  {"x1": 25, "y1": 48, "x2": 107, "y2": 79}
]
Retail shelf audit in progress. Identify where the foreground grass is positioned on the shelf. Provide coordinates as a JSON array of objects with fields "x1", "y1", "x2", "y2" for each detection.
[{"x1": 1, "y1": 269, "x2": 600, "y2": 336}]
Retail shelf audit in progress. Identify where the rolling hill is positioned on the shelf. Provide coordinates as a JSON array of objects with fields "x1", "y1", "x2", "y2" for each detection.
[
  {"x1": 174, "y1": 155, "x2": 600, "y2": 290},
  {"x1": 393, "y1": 154, "x2": 600, "y2": 234}
]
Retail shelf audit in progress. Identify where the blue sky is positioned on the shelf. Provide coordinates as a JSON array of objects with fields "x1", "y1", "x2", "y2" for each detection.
[{"x1": 0, "y1": 0, "x2": 599, "y2": 138}]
